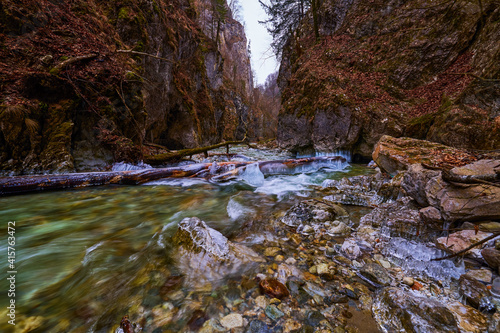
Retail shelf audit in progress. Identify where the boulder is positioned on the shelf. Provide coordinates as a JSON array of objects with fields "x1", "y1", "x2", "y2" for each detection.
[
  {"x1": 373, "y1": 136, "x2": 475, "y2": 176},
  {"x1": 425, "y1": 175, "x2": 500, "y2": 222},
  {"x1": 373, "y1": 287, "x2": 459, "y2": 332},
  {"x1": 173, "y1": 217, "x2": 264, "y2": 289}
]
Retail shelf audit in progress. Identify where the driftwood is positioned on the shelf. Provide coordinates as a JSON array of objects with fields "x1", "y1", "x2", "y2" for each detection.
[
  {"x1": 50, "y1": 53, "x2": 98, "y2": 75},
  {"x1": 0, "y1": 156, "x2": 346, "y2": 196},
  {"x1": 144, "y1": 139, "x2": 250, "y2": 165}
]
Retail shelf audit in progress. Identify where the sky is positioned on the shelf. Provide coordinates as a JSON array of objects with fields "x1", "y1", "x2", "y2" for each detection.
[{"x1": 240, "y1": 1, "x2": 279, "y2": 86}]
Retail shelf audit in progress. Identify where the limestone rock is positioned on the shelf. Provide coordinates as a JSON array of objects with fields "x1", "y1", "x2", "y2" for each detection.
[
  {"x1": 465, "y1": 269, "x2": 493, "y2": 284},
  {"x1": 449, "y1": 159, "x2": 500, "y2": 183},
  {"x1": 419, "y1": 206, "x2": 442, "y2": 224},
  {"x1": 373, "y1": 287, "x2": 459, "y2": 332},
  {"x1": 402, "y1": 164, "x2": 440, "y2": 207}
]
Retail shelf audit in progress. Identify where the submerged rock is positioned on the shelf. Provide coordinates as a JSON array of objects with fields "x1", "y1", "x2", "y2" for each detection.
[
  {"x1": 259, "y1": 278, "x2": 290, "y2": 300},
  {"x1": 173, "y1": 217, "x2": 264, "y2": 289},
  {"x1": 359, "y1": 263, "x2": 392, "y2": 287},
  {"x1": 373, "y1": 288, "x2": 459, "y2": 332}
]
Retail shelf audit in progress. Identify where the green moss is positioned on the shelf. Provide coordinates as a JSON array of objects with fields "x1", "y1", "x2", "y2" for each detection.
[{"x1": 118, "y1": 7, "x2": 130, "y2": 20}]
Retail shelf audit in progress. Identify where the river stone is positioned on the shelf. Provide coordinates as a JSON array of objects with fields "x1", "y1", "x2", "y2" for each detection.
[
  {"x1": 173, "y1": 217, "x2": 264, "y2": 289},
  {"x1": 264, "y1": 247, "x2": 281, "y2": 257},
  {"x1": 436, "y1": 230, "x2": 493, "y2": 258},
  {"x1": 341, "y1": 239, "x2": 361, "y2": 259},
  {"x1": 245, "y1": 319, "x2": 272, "y2": 333},
  {"x1": 425, "y1": 174, "x2": 500, "y2": 222},
  {"x1": 327, "y1": 221, "x2": 350, "y2": 235},
  {"x1": 220, "y1": 313, "x2": 243, "y2": 329},
  {"x1": 465, "y1": 269, "x2": 493, "y2": 284},
  {"x1": 199, "y1": 318, "x2": 226, "y2": 333},
  {"x1": 264, "y1": 305, "x2": 284, "y2": 321},
  {"x1": 305, "y1": 310, "x2": 326, "y2": 327},
  {"x1": 373, "y1": 287, "x2": 459, "y2": 332},
  {"x1": 447, "y1": 301, "x2": 488, "y2": 333},
  {"x1": 283, "y1": 319, "x2": 301, "y2": 333},
  {"x1": 458, "y1": 274, "x2": 490, "y2": 309},
  {"x1": 359, "y1": 263, "x2": 392, "y2": 286},
  {"x1": 281, "y1": 200, "x2": 347, "y2": 228},
  {"x1": 259, "y1": 278, "x2": 290, "y2": 299},
  {"x1": 481, "y1": 248, "x2": 500, "y2": 271}
]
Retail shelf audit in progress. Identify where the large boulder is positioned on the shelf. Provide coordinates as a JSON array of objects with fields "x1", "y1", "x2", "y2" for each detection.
[
  {"x1": 173, "y1": 217, "x2": 264, "y2": 289},
  {"x1": 425, "y1": 174, "x2": 500, "y2": 222},
  {"x1": 372, "y1": 136, "x2": 477, "y2": 176},
  {"x1": 373, "y1": 288, "x2": 459, "y2": 332}
]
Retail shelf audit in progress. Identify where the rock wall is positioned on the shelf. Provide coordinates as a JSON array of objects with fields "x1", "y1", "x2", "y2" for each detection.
[
  {"x1": 277, "y1": 0, "x2": 500, "y2": 158},
  {"x1": 0, "y1": 0, "x2": 254, "y2": 174}
]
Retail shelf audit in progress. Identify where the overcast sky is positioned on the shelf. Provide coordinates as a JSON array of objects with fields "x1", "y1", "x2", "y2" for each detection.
[{"x1": 240, "y1": 1, "x2": 279, "y2": 85}]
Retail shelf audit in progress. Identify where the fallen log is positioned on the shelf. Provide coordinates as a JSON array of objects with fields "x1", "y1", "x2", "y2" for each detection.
[
  {"x1": 0, "y1": 156, "x2": 346, "y2": 196},
  {"x1": 143, "y1": 140, "x2": 250, "y2": 165},
  {"x1": 0, "y1": 162, "x2": 251, "y2": 196}
]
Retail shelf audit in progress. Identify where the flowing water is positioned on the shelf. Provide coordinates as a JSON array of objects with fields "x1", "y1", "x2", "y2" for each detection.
[{"x1": 0, "y1": 146, "x2": 377, "y2": 332}]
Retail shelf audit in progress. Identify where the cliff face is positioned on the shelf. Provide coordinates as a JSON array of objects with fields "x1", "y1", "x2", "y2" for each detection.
[
  {"x1": 0, "y1": 0, "x2": 254, "y2": 174},
  {"x1": 277, "y1": 0, "x2": 500, "y2": 159}
]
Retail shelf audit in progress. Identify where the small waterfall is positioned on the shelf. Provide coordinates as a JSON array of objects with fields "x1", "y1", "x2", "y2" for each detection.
[{"x1": 295, "y1": 150, "x2": 352, "y2": 163}]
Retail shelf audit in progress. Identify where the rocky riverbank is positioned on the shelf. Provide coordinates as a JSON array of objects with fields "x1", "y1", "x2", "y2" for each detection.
[{"x1": 111, "y1": 136, "x2": 500, "y2": 333}]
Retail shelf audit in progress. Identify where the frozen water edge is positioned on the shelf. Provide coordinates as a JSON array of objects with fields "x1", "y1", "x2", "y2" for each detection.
[{"x1": 383, "y1": 237, "x2": 465, "y2": 281}]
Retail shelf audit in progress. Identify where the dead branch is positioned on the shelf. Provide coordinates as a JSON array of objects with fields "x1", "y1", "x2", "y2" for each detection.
[
  {"x1": 116, "y1": 50, "x2": 174, "y2": 63},
  {"x1": 51, "y1": 54, "x2": 98, "y2": 74}
]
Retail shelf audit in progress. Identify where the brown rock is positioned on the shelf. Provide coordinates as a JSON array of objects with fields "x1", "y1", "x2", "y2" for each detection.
[
  {"x1": 436, "y1": 230, "x2": 492, "y2": 257},
  {"x1": 458, "y1": 275, "x2": 490, "y2": 309},
  {"x1": 419, "y1": 206, "x2": 442, "y2": 224},
  {"x1": 259, "y1": 278, "x2": 290, "y2": 299},
  {"x1": 448, "y1": 301, "x2": 488, "y2": 333},
  {"x1": 481, "y1": 248, "x2": 500, "y2": 271}
]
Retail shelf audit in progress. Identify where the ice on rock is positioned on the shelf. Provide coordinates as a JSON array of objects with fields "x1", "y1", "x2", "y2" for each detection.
[
  {"x1": 383, "y1": 237, "x2": 465, "y2": 281},
  {"x1": 177, "y1": 217, "x2": 230, "y2": 259},
  {"x1": 240, "y1": 163, "x2": 265, "y2": 187}
]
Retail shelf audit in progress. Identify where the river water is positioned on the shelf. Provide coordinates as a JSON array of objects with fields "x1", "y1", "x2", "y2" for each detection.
[{"x1": 0, "y1": 146, "x2": 377, "y2": 332}]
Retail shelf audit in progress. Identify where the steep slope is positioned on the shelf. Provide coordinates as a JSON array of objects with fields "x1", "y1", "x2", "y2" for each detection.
[
  {"x1": 0, "y1": 0, "x2": 254, "y2": 174},
  {"x1": 277, "y1": 0, "x2": 500, "y2": 159}
]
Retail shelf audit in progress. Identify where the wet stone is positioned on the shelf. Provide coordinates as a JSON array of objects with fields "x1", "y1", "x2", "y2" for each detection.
[
  {"x1": 265, "y1": 305, "x2": 284, "y2": 321},
  {"x1": 324, "y1": 293, "x2": 349, "y2": 305},
  {"x1": 459, "y1": 274, "x2": 490, "y2": 309},
  {"x1": 359, "y1": 263, "x2": 392, "y2": 287},
  {"x1": 245, "y1": 319, "x2": 272, "y2": 333},
  {"x1": 305, "y1": 310, "x2": 326, "y2": 327},
  {"x1": 220, "y1": 313, "x2": 243, "y2": 329},
  {"x1": 259, "y1": 278, "x2": 290, "y2": 299},
  {"x1": 373, "y1": 287, "x2": 459, "y2": 332},
  {"x1": 264, "y1": 247, "x2": 281, "y2": 257},
  {"x1": 481, "y1": 248, "x2": 500, "y2": 271}
]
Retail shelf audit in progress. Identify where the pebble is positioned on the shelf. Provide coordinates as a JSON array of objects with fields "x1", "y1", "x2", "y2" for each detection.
[
  {"x1": 275, "y1": 255, "x2": 284, "y2": 262},
  {"x1": 265, "y1": 305, "x2": 284, "y2": 321},
  {"x1": 283, "y1": 318, "x2": 302, "y2": 333},
  {"x1": 264, "y1": 247, "x2": 281, "y2": 257},
  {"x1": 255, "y1": 296, "x2": 268, "y2": 309},
  {"x1": 402, "y1": 277, "x2": 414, "y2": 287},
  {"x1": 309, "y1": 265, "x2": 318, "y2": 274},
  {"x1": 285, "y1": 257, "x2": 297, "y2": 265},
  {"x1": 220, "y1": 313, "x2": 243, "y2": 329}
]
